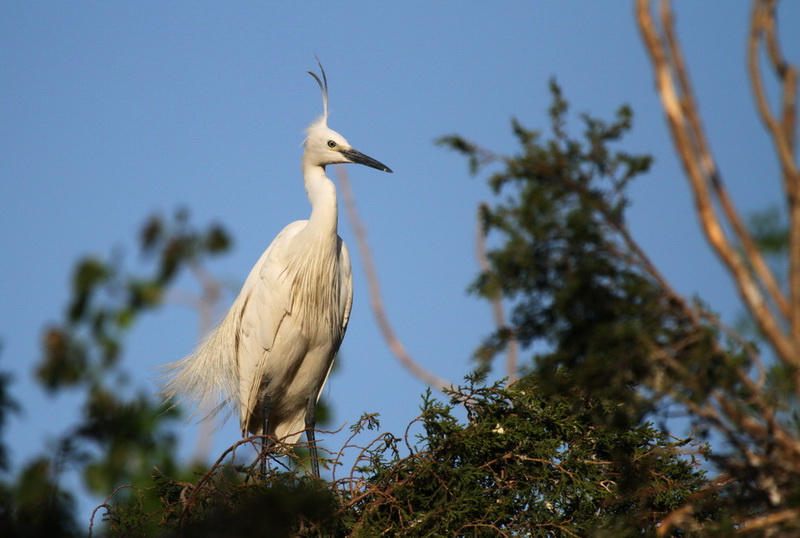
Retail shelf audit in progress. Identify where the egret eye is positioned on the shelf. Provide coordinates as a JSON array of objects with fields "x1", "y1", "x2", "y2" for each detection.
[{"x1": 327, "y1": 140, "x2": 337, "y2": 149}]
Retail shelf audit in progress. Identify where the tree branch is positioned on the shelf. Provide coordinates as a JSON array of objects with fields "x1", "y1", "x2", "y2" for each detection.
[
  {"x1": 474, "y1": 206, "x2": 518, "y2": 382},
  {"x1": 636, "y1": 0, "x2": 799, "y2": 369},
  {"x1": 336, "y1": 165, "x2": 452, "y2": 392},
  {"x1": 166, "y1": 263, "x2": 224, "y2": 463},
  {"x1": 748, "y1": 0, "x2": 800, "y2": 339}
]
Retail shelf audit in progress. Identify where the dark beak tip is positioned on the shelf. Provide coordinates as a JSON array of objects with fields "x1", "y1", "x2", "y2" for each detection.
[{"x1": 342, "y1": 148, "x2": 392, "y2": 174}]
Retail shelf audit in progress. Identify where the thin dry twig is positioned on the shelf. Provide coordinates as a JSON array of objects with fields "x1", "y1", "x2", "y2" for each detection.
[
  {"x1": 189, "y1": 264, "x2": 223, "y2": 463},
  {"x1": 89, "y1": 484, "x2": 145, "y2": 537},
  {"x1": 336, "y1": 164, "x2": 452, "y2": 392},
  {"x1": 166, "y1": 262, "x2": 225, "y2": 464},
  {"x1": 475, "y1": 206, "x2": 519, "y2": 382},
  {"x1": 736, "y1": 508, "x2": 800, "y2": 533}
]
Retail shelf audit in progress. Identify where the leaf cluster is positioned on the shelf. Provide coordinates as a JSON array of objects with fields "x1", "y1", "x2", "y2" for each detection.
[
  {"x1": 347, "y1": 375, "x2": 712, "y2": 536},
  {"x1": 1, "y1": 210, "x2": 231, "y2": 535},
  {"x1": 38, "y1": 209, "x2": 230, "y2": 392},
  {"x1": 439, "y1": 81, "x2": 800, "y2": 533},
  {"x1": 97, "y1": 376, "x2": 711, "y2": 537},
  {"x1": 440, "y1": 82, "x2": 744, "y2": 431}
]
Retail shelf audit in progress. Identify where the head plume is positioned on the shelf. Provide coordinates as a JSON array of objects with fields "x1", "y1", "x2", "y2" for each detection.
[{"x1": 307, "y1": 57, "x2": 329, "y2": 126}]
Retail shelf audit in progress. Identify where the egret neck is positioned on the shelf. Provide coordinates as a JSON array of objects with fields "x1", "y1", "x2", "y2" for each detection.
[{"x1": 302, "y1": 162, "x2": 339, "y2": 239}]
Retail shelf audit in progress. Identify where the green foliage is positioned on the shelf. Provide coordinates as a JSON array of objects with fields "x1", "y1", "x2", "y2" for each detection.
[
  {"x1": 748, "y1": 205, "x2": 790, "y2": 257},
  {"x1": 0, "y1": 457, "x2": 79, "y2": 538},
  {"x1": 39, "y1": 209, "x2": 231, "y2": 392},
  {"x1": 0, "y1": 210, "x2": 231, "y2": 535},
  {"x1": 104, "y1": 471, "x2": 344, "y2": 537},
  {"x1": 94, "y1": 377, "x2": 711, "y2": 537},
  {"x1": 439, "y1": 81, "x2": 739, "y2": 432},
  {"x1": 0, "y1": 354, "x2": 19, "y2": 473},
  {"x1": 37, "y1": 209, "x2": 231, "y2": 499},
  {"x1": 438, "y1": 82, "x2": 800, "y2": 533},
  {"x1": 348, "y1": 376, "x2": 711, "y2": 536}
]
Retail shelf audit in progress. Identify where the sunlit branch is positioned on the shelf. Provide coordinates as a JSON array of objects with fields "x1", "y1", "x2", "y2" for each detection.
[
  {"x1": 166, "y1": 263, "x2": 223, "y2": 463},
  {"x1": 748, "y1": 0, "x2": 800, "y2": 338},
  {"x1": 474, "y1": 207, "x2": 518, "y2": 382},
  {"x1": 660, "y1": 0, "x2": 790, "y2": 326},
  {"x1": 636, "y1": 0, "x2": 799, "y2": 369},
  {"x1": 336, "y1": 165, "x2": 452, "y2": 393}
]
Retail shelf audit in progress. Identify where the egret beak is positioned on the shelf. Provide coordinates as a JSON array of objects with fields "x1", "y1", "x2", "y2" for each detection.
[{"x1": 340, "y1": 148, "x2": 393, "y2": 173}]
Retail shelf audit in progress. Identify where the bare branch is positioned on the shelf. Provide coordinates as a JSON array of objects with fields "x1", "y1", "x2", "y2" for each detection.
[
  {"x1": 661, "y1": 0, "x2": 790, "y2": 325},
  {"x1": 636, "y1": 4, "x2": 800, "y2": 529},
  {"x1": 166, "y1": 262, "x2": 225, "y2": 463},
  {"x1": 474, "y1": 207, "x2": 518, "y2": 382},
  {"x1": 187, "y1": 263, "x2": 223, "y2": 464},
  {"x1": 736, "y1": 508, "x2": 800, "y2": 533},
  {"x1": 336, "y1": 165, "x2": 453, "y2": 392},
  {"x1": 748, "y1": 0, "x2": 800, "y2": 338},
  {"x1": 636, "y1": 0, "x2": 799, "y2": 368},
  {"x1": 89, "y1": 484, "x2": 143, "y2": 537}
]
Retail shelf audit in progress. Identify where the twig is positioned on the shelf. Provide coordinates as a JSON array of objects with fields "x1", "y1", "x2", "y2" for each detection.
[
  {"x1": 165, "y1": 262, "x2": 224, "y2": 464},
  {"x1": 336, "y1": 165, "x2": 452, "y2": 392},
  {"x1": 189, "y1": 263, "x2": 223, "y2": 463},
  {"x1": 659, "y1": 1, "x2": 786, "y2": 327},
  {"x1": 89, "y1": 484, "x2": 143, "y2": 537},
  {"x1": 736, "y1": 508, "x2": 800, "y2": 533},
  {"x1": 475, "y1": 206, "x2": 519, "y2": 382}
]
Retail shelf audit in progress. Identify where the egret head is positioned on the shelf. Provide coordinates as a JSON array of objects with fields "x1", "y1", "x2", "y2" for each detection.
[{"x1": 303, "y1": 61, "x2": 392, "y2": 173}]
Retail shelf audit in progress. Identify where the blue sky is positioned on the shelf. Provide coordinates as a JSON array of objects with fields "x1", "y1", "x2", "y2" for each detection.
[{"x1": 2, "y1": 1, "x2": 798, "y2": 525}]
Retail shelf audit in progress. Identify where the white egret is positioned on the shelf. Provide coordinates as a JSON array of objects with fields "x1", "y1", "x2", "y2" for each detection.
[{"x1": 161, "y1": 61, "x2": 392, "y2": 477}]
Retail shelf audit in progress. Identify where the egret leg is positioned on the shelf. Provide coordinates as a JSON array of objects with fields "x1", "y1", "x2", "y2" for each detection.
[
  {"x1": 305, "y1": 395, "x2": 320, "y2": 477},
  {"x1": 260, "y1": 394, "x2": 271, "y2": 477}
]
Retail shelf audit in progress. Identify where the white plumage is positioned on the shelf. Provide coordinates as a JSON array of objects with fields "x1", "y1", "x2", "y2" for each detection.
[{"x1": 161, "y1": 62, "x2": 392, "y2": 476}]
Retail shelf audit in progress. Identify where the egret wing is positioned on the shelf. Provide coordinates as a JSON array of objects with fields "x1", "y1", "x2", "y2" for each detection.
[
  {"x1": 313, "y1": 236, "x2": 354, "y2": 405},
  {"x1": 338, "y1": 238, "x2": 353, "y2": 335},
  {"x1": 236, "y1": 221, "x2": 305, "y2": 432}
]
